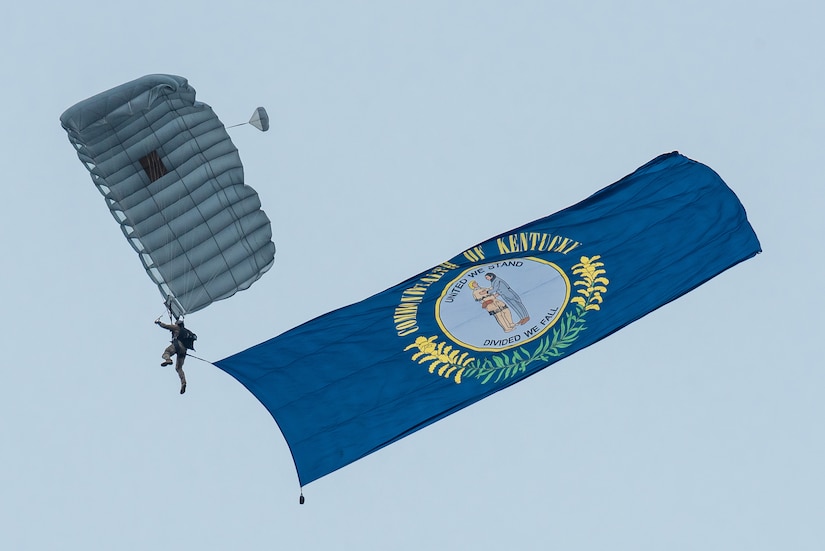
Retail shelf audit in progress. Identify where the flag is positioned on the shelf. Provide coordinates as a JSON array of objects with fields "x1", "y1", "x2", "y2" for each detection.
[{"x1": 215, "y1": 152, "x2": 761, "y2": 486}]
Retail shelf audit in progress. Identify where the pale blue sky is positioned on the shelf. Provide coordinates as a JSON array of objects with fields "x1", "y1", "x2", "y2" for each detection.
[{"x1": 2, "y1": 2, "x2": 822, "y2": 549}]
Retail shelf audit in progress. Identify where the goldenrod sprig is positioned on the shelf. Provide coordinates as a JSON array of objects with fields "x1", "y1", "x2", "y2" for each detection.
[
  {"x1": 570, "y1": 255, "x2": 609, "y2": 311},
  {"x1": 404, "y1": 336, "x2": 475, "y2": 383}
]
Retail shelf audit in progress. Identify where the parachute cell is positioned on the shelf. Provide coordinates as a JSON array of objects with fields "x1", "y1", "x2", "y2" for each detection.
[{"x1": 60, "y1": 74, "x2": 275, "y2": 317}]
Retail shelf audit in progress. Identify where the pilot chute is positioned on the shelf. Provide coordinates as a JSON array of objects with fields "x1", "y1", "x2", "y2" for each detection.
[{"x1": 249, "y1": 107, "x2": 269, "y2": 131}]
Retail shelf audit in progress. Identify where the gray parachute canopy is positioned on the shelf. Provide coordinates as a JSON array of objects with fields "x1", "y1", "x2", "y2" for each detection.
[{"x1": 60, "y1": 74, "x2": 276, "y2": 318}]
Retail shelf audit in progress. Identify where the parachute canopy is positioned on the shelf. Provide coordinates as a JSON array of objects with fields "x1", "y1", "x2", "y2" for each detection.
[{"x1": 60, "y1": 74, "x2": 275, "y2": 318}]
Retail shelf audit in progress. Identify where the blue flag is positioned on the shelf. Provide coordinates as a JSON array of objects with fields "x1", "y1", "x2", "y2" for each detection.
[{"x1": 216, "y1": 152, "x2": 761, "y2": 486}]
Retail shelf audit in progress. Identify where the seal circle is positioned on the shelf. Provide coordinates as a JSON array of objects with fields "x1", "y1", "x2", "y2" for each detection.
[{"x1": 435, "y1": 257, "x2": 570, "y2": 352}]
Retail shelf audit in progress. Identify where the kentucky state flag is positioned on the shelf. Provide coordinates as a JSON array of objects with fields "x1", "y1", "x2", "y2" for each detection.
[{"x1": 216, "y1": 152, "x2": 761, "y2": 486}]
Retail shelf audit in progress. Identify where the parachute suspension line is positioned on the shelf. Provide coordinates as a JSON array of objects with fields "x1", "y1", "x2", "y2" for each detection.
[
  {"x1": 159, "y1": 128, "x2": 212, "y2": 318},
  {"x1": 148, "y1": 100, "x2": 223, "y2": 318},
  {"x1": 137, "y1": 108, "x2": 182, "y2": 313},
  {"x1": 179, "y1": 256, "x2": 223, "y2": 320},
  {"x1": 163, "y1": 104, "x2": 270, "y2": 314},
  {"x1": 163, "y1": 296, "x2": 181, "y2": 323},
  {"x1": 179, "y1": 129, "x2": 253, "y2": 310},
  {"x1": 167, "y1": 103, "x2": 249, "y2": 314},
  {"x1": 167, "y1": 160, "x2": 193, "y2": 315}
]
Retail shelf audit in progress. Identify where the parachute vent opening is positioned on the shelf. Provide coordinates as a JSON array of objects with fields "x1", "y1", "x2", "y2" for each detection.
[{"x1": 139, "y1": 150, "x2": 168, "y2": 182}]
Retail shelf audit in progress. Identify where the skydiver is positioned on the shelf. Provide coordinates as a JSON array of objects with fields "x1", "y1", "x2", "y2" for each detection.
[{"x1": 155, "y1": 318, "x2": 196, "y2": 394}]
